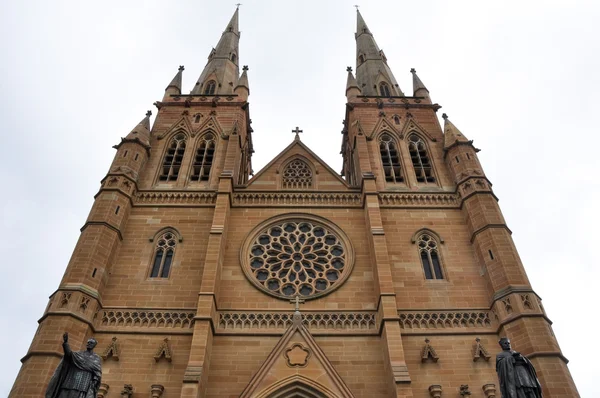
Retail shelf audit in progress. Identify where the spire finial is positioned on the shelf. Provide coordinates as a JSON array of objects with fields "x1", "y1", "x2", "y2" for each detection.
[
  {"x1": 354, "y1": 4, "x2": 360, "y2": 11},
  {"x1": 442, "y1": 113, "x2": 448, "y2": 120},
  {"x1": 292, "y1": 126, "x2": 303, "y2": 141},
  {"x1": 242, "y1": 65, "x2": 249, "y2": 71},
  {"x1": 178, "y1": 65, "x2": 185, "y2": 71},
  {"x1": 146, "y1": 110, "x2": 152, "y2": 117},
  {"x1": 410, "y1": 68, "x2": 416, "y2": 73},
  {"x1": 235, "y1": 3, "x2": 242, "y2": 9},
  {"x1": 346, "y1": 66, "x2": 353, "y2": 72}
]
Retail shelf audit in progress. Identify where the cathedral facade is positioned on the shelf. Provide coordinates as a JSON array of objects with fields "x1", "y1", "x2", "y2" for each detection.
[{"x1": 10, "y1": 9, "x2": 579, "y2": 398}]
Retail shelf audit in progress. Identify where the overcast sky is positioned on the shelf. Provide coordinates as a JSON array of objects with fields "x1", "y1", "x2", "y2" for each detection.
[{"x1": 1, "y1": 0, "x2": 598, "y2": 395}]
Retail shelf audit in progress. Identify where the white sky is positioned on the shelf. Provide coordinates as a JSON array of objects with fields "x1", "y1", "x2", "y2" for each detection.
[{"x1": 0, "y1": 0, "x2": 598, "y2": 395}]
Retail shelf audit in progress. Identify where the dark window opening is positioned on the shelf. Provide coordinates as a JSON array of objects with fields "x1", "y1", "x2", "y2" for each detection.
[
  {"x1": 231, "y1": 53, "x2": 237, "y2": 63},
  {"x1": 204, "y1": 80, "x2": 216, "y2": 95},
  {"x1": 115, "y1": 206, "x2": 120, "y2": 215},
  {"x1": 466, "y1": 153, "x2": 471, "y2": 160},
  {"x1": 418, "y1": 233, "x2": 444, "y2": 280},
  {"x1": 379, "y1": 82, "x2": 391, "y2": 97},
  {"x1": 455, "y1": 156, "x2": 460, "y2": 163},
  {"x1": 394, "y1": 115, "x2": 400, "y2": 125},
  {"x1": 408, "y1": 134, "x2": 435, "y2": 183},
  {"x1": 123, "y1": 150, "x2": 128, "y2": 158},
  {"x1": 159, "y1": 133, "x2": 186, "y2": 181},
  {"x1": 150, "y1": 231, "x2": 178, "y2": 278},
  {"x1": 379, "y1": 133, "x2": 404, "y2": 183},
  {"x1": 194, "y1": 114, "x2": 201, "y2": 123},
  {"x1": 92, "y1": 268, "x2": 97, "y2": 278},
  {"x1": 190, "y1": 134, "x2": 215, "y2": 182},
  {"x1": 489, "y1": 249, "x2": 494, "y2": 260},
  {"x1": 134, "y1": 153, "x2": 139, "y2": 161}
]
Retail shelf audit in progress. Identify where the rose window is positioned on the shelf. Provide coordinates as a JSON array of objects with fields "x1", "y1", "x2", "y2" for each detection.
[{"x1": 242, "y1": 216, "x2": 354, "y2": 300}]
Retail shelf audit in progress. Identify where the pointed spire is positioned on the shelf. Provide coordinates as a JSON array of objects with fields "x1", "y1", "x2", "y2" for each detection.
[
  {"x1": 442, "y1": 113, "x2": 471, "y2": 150},
  {"x1": 118, "y1": 110, "x2": 152, "y2": 150},
  {"x1": 191, "y1": 8, "x2": 241, "y2": 95},
  {"x1": 345, "y1": 66, "x2": 361, "y2": 97},
  {"x1": 235, "y1": 65, "x2": 250, "y2": 99},
  {"x1": 355, "y1": 10, "x2": 402, "y2": 96},
  {"x1": 410, "y1": 68, "x2": 430, "y2": 100},
  {"x1": 164, "y1": 65, "x2": 184, "y2": 99}
]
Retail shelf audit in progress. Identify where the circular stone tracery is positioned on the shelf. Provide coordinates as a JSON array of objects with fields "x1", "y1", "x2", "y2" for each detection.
[{"x1": 242, "y1": 216, "x2": 354, "y2": 300}]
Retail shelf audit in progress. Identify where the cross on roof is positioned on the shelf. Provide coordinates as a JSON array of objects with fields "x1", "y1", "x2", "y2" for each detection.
[
  {"x1": 289, "y1": 295, "x2": 305, "y2": 312},
  {"x1": 354, "y1": 5, "x2": 360, "y2": 10},
  {"x1": 235, "y1": 3, "x2": 242, "y2": 8},
  {"x1": 292, "y1": 126, "x2": 303, "y2": 140}
]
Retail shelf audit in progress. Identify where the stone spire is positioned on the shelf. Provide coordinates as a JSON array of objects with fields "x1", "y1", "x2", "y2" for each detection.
[
  {"x1": 410, "y1": 68, "x2": 430, "y2": 100},
  {"x1": 442, "y1": 113, "x2": 471, "y2": 150},
  {"x1": 355, "y1": 10, "x2": 402, "y2": 96},
  {"x1": 164, "y1": 65, "x2": 184, "y2": 99},
  {"x1": 191, "y1": 8, "x2": 240, "y2": 95},
  {"x1": 113, "y1": 111, "x2": 152, "y2": 153},
  {"x1": 345, "y1": 66, "x2": 361, "y2": 98},
  {"x1": 235, "y1": 65, "x2": 250, "y2": 100}
]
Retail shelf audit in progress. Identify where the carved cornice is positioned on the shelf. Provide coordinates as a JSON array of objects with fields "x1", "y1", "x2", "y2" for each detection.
[
  {"x1": 134, "y1": 191, "x2": 217, "y2": 206},
  {"x1": 379, "y1": 192, "x2": 459, "y2": 208},
  {"x1": 398, "y1": 310, "x2": 496, "y2": 334},
  {"x1": 218, "y1": 311, "x2": 378, "y2": 335},
  {"x1": 98, "y1": 308, "x2": 196, "y2": 330},
  {"x1": 232, "y1": 192, "x2": 362, "y2": 207}
]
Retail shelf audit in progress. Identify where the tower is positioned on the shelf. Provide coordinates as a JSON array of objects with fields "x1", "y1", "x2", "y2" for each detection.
[{"x1": 10, "y1": 8, "x2": 579, "y2": 398}]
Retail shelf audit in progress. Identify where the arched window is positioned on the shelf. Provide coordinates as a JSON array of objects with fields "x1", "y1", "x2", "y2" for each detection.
[
  {"x1": 417, "y1": 233, "x2": 444, "y2": 280},
  {"x1": 379, "y1": 82, "x2": 391, "y2": 97},
  {"x1": 282, "y1": 159, "x2": 313, "y2": 189},
  {"x1": 204, "y1": 80, "x2": 216, "y2": 95},
  {"x1": 231, "y1": 53, "x2": 237, "y2": 63},
  {"x1": 159, "y1": 133, "x2": 186, "y2": 181},
  {"x1": 358, "y1": 54, "x2": 365, "y2": 64},
  {"x1": 150, "y1": 231, "x2": 177, "y2": 278},
  {"x1": 379, "y1": 133, "x2": 403, "y2": 183},
  {"x1": 190, "y1": 133, "x2": 215, "y2": 182},
  {"x1": 393, "y1": 115, "x2": 400, "y2": 125},
  {"x1": 408, "y1": 134, "x2": 435, "y2": 183}
]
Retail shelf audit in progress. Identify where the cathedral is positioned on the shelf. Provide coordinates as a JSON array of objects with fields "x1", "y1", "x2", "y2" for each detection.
[{"x1": 10, "y1": 8, "x2": 580, "y2": 398}]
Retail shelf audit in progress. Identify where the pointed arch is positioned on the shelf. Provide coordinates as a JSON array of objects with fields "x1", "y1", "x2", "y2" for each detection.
[
  {"x1": 155, "y1": 114, "x2": 194, "y2": 140},
  {"x1": 412, "y1": 229, "x2": 445, "y2": 280},
  {"x1": 407, "y1": 132, "x2": 436, "y2": 183},
  {"x1": 204, "y1": 80, "x2": 217, "y2": 95},
  {"x1": 280, "y1": 156, "x2": 314, "y2": 189},
  {"x1": 378, "y1": 132, "x2": 404, "y2": 183},
  {"x1": 257, "y1": 376, "x2": 339, "y2": 398},
  {"x1": 148, "y1": 227, "x2": 182, "y2": 278},
  {"x1": 190, "y1": 131, "x2": 216, "y2": 182},
  {"x1": 378, "y1": 81, "x2": 391, "y2": 97},
  {"x1": 158, "y1": 132, "x2": 187, "y2": 181}
]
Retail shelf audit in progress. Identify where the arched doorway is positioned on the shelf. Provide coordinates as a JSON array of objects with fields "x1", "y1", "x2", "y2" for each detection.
[{"x1": 257, "y1": 375, "x2": 340, "y2": 398}]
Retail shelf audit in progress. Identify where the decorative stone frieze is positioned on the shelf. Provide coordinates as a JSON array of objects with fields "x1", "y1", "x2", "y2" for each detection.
[
  {"x1": 399, "y1": 311, "x2": 494, "y2": 330},
  {"x1": 135, "y1": 191, "x2": 216, "y2": 205},
  {"x1": 378, "y1": 193, "x2": 459, "y2": 207},
  {"x1": 233, "y1": 192, "x2": 362, "y2": 207},
  {"x1": 99, "y1": 309, "x2": 195, "y2": 329}
]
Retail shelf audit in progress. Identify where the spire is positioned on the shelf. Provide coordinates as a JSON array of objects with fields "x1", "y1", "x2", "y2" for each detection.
[
  {"x1": 355, "y1": 10, "x2": 402, "y2": 97},
  {"x1": 345, "y1": 66, "x2": 361, "y2": 97},
  {"x1": 442, "y1": 113, "x2": 471, "y2": 150},
  {"x1": 410, "y1": 68, "x2": 430, "y2": 100},
  {"x1": 234, "y1": 65, "x2": 250, "y2": 100},
  {"x1": 120, "y1": 111, "x2": 152, "y2": 149},
  {"x1": 164, "y1": 65, "x2": 184, "y2": 99},
  {"x1": 191, "y1": 8, "x2": 241, "y2": 95}
]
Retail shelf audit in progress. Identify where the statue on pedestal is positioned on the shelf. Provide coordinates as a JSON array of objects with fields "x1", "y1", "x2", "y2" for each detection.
[
  {"x1": 46, "y1": 332, "x2": 102, "y2": 398},
  {"x1": 496, "y1": 337, "x2": 542, "y2": 398}
]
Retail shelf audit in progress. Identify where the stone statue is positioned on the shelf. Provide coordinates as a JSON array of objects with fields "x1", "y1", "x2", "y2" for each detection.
[
  {"x1": 496, "y1": 337, "x2": 542, "y2": 398},
  {"x1": 45, "y1": 332, "x2": 102, "y2": 398}
]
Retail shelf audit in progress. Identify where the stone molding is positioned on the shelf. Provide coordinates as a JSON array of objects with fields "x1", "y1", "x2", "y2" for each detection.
[
  {"x1": 98, "y1": 308, "x2": 195, "y2": 329},
  {"x1": 134, "y1": 191, "x2": 216, "y2": 206},
  {"x1": 233, "y1": 192, "x2": 362, "y2": 207},
  {"x1": 399, "y1": 310, "x2": 495, "y2": 333},
  {"x1": 379, "y1": 192, "x2": 459, "y2": 207},
  {"x1": 218, "y1": 311, "x2": 378, "y2": 334}
]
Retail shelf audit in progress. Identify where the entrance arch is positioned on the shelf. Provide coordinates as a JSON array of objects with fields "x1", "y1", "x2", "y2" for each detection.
[{"x1": 257, "y1": 375, "x2": 340, "y2": 398}]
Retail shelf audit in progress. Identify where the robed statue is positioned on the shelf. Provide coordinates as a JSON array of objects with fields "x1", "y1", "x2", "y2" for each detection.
[
  {"x1": 45, "y1": 332, "x2": 102, "y2": 398},
  {"x1": 496, "y1": 337, "x2": 542, "y2": 398}
]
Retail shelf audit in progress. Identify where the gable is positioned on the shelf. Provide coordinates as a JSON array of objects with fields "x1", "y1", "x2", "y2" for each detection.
[
  {"x1": 246, "y1": 139, "x2": 350, "y2": 191},
  {"x1": 240, "y1": 316, "x2": 355, "y2": 398}
]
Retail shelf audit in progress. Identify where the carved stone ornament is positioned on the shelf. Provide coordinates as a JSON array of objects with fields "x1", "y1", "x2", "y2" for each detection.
[
  {"x1": 97, "y1": 383, "x2": 109, "y2": 398},
  {"x1": 460, "y1": 385, "x2": 472, "y2": 396},
  {"x1": 473, "y1": 337, "x2": 491, "y2": 362},
  {"x1": 101, "y1": 336, "x2": 119, "y2": 361},
  {"x1": 151, "y1": 384, "x2": 165, "y2": 398},
  {"x1": 121, "y1": 384, "x2": 133, "y2": 397},
  {"x1": 421, "y1": 338, "x2": 439, "y2": 363},
  {"x1": 428, "y1": 384, "x2": 442, "y2": 398},
  {"x1": 241, "y1": 215, "x2": 355, "y2": 300},
  {"x1": 154, "y1": 337, "x2": 172, "y2": 362},
  {"x1": 284, "y1": 343, "x2": 311, "y2": 367},
  {"x1": 482, "y1": 383, "x2": 497, "y2": 398}
]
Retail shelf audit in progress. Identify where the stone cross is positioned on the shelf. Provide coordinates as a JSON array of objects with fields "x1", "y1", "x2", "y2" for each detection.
[
  {"x1": 289, "y1": 295, "x2": 305, "y2": 312},
  {"x1": 236, "y1": 3, "x2": 242, "y2": 8},
  {"x1": 292, "y1": 126, "x2": 303, "y2": 140}
]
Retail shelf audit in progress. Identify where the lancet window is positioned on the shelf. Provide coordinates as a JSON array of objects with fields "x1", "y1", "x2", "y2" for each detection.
[
  {"x1": 190, "y1": 133, "x2": 215, "y2": 182},
  {"x1": 282, "y1": 159, "x2": 313, "y2": 189},
  {"x1": 204, "y1": 80, "x2": 216, "y2": 95},
  {"x1": 417, "y1": 233, "x2": 444, "y2": 280},
  {"x1": 379, "y1": 133, "x2": 404, "y2": 183},
  {"x1": 150, "y1": 231, "x2": 177, "y2": 278},
  {"x1": 379, "y1": 82, "x2": 391, "y2": 97},
  {"x1": 159, "y1": 133, "x2": 186, "y2": 181},
  {"x1": 408, "y1": 134, "x2": 435, "y2": 183}
]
